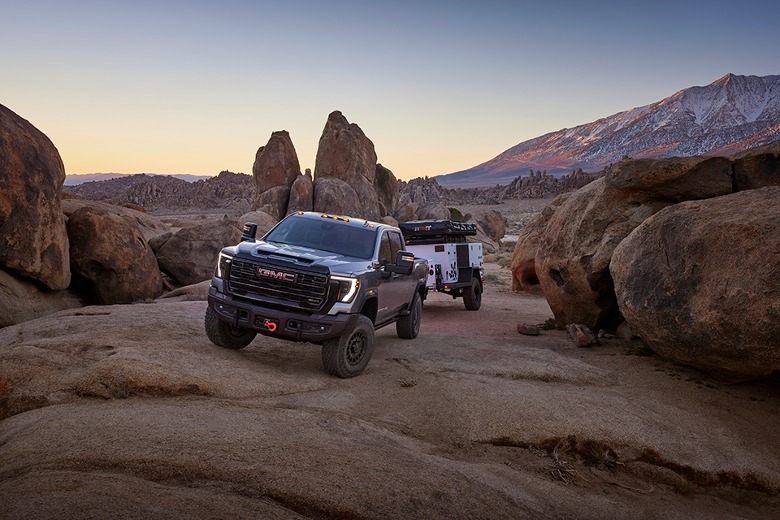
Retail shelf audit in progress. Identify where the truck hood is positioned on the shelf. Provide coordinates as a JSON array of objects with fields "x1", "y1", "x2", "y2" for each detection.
[{"x1": 233, "y1": 240, "x2": 372, "y2": 275}]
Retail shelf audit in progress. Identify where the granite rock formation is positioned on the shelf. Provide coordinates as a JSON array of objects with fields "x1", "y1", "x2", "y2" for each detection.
[
  {"x1": 156, "y1": 219, "x2": 242, "y2": 285},
  {"x1": 536, "y1": 156, "x2": 732, "y2": 330},
  {"x1": 313, "y1": 111, "x2": 398, "y2": 221},
  {"x1": 252, "y1": 131, "x2": 301, "y2": 220},
  {"x1": 0, "y1": 103, "x2": 70, "y2": 290},
  {"x1": 286, "y1": 169, "x2": 314, "y2": 214},
  {"x1": 511, "y1": 193, "x2": 571, "y2": 293},
  {"x1": 67, "y1": 204, "x2": 163, "y2": 304},
  {"x1": 611, "y1": 186, "x2": 780, "y2": 379}
]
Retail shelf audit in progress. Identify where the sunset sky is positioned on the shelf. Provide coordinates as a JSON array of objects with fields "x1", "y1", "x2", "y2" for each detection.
[{"x1": 2, "y1": 0, "x2": 778, "y2": 181}]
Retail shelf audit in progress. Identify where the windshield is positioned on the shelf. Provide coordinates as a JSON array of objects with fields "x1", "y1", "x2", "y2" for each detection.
[{"x1": 264, "y1": 217, "x2": 378, "y2": 259}]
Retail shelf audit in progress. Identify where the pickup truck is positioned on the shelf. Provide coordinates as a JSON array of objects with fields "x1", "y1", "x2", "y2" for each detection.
[{"x1": 205, "y1": 211, "x2": 428, "y2": 378}]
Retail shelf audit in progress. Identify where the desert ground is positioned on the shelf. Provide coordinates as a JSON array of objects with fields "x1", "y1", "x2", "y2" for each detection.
[{"x1": 2, "y1": 235, "x2": 779, "y2": 518}]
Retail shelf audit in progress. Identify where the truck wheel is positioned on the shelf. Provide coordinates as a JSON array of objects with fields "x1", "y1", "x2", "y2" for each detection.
[
  {"x1": 463, "y1": 277, "x2": 482, "y2": 311},
  {"x1": 205, "y1": 306, "x2": 256, "y2": 349},
  {"x1": 322, "y1": 315, "x2": 374, "y2": 378},
  {"x1": 396, "y1": 293, "x2": 422, "y2": 339}
]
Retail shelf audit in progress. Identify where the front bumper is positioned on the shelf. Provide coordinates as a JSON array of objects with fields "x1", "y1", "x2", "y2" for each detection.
[{"x1": 207, "y1": 286, "x2": 359, "y2": 342}]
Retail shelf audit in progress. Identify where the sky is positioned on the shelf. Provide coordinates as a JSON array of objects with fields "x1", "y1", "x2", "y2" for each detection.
[{"x1": 1, "y1": 0, "x2": 778, "y2": 181}]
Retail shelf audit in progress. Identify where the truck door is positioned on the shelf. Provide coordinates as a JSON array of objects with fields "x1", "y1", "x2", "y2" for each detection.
[{"x1": 376, "y1": 230, "x2": 411, "y2": 324}]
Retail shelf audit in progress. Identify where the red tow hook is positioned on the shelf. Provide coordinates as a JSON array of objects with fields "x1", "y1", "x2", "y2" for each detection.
[{"x1": 264, "y1": 319, "x2": 278, "y2": 332}]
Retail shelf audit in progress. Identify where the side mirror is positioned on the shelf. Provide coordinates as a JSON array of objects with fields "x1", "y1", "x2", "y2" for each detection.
[
  {"x1": 241, "y1": 222, "x2": 258, "y2": 242},
  {"x1": 386, "y1": 250, "x2": 414, "y2": 276}
]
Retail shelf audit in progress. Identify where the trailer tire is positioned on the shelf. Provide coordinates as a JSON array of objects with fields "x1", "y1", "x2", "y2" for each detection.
[{"x1": 463, "y1": 277, "x2": 482, "y2": 311}]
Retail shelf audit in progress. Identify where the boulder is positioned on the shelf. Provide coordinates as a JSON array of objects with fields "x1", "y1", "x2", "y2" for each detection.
[
  {"x1": 393, "y1": 202, "x2": 419, "y2": 223},
  {"x1": 468, "y1": 223, "x2": 500, "y2": 254},
  {"x1": 471, "y1": 209, "x2": 506, "y2": 242},
  {"x1": 251, "y1": 131, "x2": 301, "y2": 195},
  {"x1": 67, "y1": 205, "x2": 163, "y2": 304},
  {"x1": 380, "y1": 215, "x2": 399, "y2": 227},
  {"x1": 312, "y1": 111, "x2": 384, "y2": 220},
  {"x1": 61, "y1": 199, "x2": 169, "y2": 242},
  {"x1": 236, "y1": 210, "x2": 279, "y2": 238},
  {"x1": 0, "y1": 268, "x2": 84, "y2": 327},
  {"x1": 148, "y1": 232, "x2": 173, "y2": 253},
  {"x1": 511, "y1": 193, "x2": 570, "y2": 293},
  {"x1": 156, "y1": 220, "x2": 242, "y2": 286},
  {"x1": 731, "y1": 140, "x2": 780, "y2": 191},
  {"x1": 536, "y1": 156, "x2": 732, "y2": 330},
  {"x1": 417, "y1": 204, "x2": 450, "y2": 220},
  {"x1": 0, "y1": 103, "x2": 70, "y2": 290},
  {"x1": 610, "y1": 186, "x2": 780, "y2": 380},
  {"x1": 255, "y1": 185, "x2": 290, "y2": 221},
  {"x1": 314, "y1": 111, "x2": 377, "y2": 185},
  {"x1": 375, "y1": 164, "x2": 399, "y2": 217},
  {"x1": 312, "y1": 177, "x2": 366, "y2": 218},
  {"x1": 286, "y1": 172, "x2": 314, "y2": 214}
]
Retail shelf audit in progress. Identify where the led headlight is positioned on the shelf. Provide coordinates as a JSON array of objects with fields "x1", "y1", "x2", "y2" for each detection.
[
  {"x1": 215, "y1": 251, "x2": 233, "y2": 279},
  {"x1": 331, "y1": 274, "x2": 359, "y2": 303}
]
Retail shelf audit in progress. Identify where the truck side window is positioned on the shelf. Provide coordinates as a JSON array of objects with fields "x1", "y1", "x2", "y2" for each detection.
[
  {"x1": 389, "y1": 231, "x2": 403, "y2": 259},
  {"x1": 379, "y1": 232, "x2": 392, "y2": 265}
]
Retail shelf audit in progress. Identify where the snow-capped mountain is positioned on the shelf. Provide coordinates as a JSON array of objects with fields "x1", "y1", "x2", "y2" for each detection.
[{"x1": 438, "y1": 74, "x2": 780, "y2": 187}]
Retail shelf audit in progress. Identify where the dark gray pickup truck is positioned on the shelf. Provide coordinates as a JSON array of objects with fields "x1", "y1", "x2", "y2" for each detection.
[{"x1": 205, "y1": 211, "x2": 428, "y2": 378}]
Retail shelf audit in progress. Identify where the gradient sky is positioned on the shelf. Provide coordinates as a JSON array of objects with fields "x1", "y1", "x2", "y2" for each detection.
[{"x1": 2, "y1": 0, "x2": 778, "y2": 181}]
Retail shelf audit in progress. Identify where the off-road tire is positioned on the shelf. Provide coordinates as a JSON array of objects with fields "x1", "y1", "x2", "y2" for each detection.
[
  {"x1": 322, "y1": 315, "x2": 375, "y2": 378},
  {"x1": 463, "y1": 277, "x2": 482, "y2": 311},
  {"x1": 205, "y1": 306, "x2": 256, "y2": 349},
  {"x1": 396, "y1": 293, "x2": 422, "y2": 339}
]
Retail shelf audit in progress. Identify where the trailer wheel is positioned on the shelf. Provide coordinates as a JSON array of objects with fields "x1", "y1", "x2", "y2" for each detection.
[
  {"x1": 322, "y1": 315, "x2": 375, "y2": 378},
  {"x1": 205, "y1": 306, "x2": 256, "y2": 349},
  {"x1": 463, "y1": 277, "x2": 482, "y2": 311}
]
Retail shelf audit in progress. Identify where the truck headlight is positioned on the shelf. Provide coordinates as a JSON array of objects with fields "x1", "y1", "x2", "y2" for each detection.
[
  {"x1": 215, "y1": 252, "x2": 233, "y2": 279},
  {"x1": 331, "y1": 275, "x2": 359, "y2": 303}
]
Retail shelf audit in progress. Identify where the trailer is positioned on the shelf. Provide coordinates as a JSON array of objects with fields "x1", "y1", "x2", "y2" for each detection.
[{"x1": 399, "y1": 220, "x2": 484, "y2": 310}]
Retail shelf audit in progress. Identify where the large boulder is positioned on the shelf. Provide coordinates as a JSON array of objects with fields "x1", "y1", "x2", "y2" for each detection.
[
  {"x1": 536, "y1": 156, "x2": 732, "y2": 330},
  {"x1": 314, "y1": 111, "x2": 377, "y2": 185},
  {"x1": 416, "y1": 204, "x2": 450, "y2": 220},
  {"x1": 0, "y1": 268, "x2": 84, "y2": 327},
  {"x1": 252, "y1": 131, "x2": 301, "y2": 195},
  {"x1": 610, "y1": 186, "x2": 780, "y2": 380},
  {"x1": 0, "y1": 104, "x2": 70, "y2": 290},
  {"x1": 731, "y1": 140, "x2": 780, "y2": 191},
  {"x1": 471, "y1": 209, "x2": 506, "y2": 242},
  {"x1": 236, "y1": 210, "x2": 278, "y2": 238},
  {"x1": 61, "y1": 199, "x2": 169, "y2": 242},
  {"x1": 375, "y1": 164, "x2": 399, "y2": 216},
  {"x1": 286, "y1": 170, "x2": 314, "y2": 214},
  {"x1": 255, "y1": 185, "x2": 290, "y2": 221},
  {"x1": 313, "y1": 111, "x2": 383, "y2": 220},
  {"x1": 156, "y1": 220, "x2": 242, "y2": 286},
  {"x1": 393, "y1": 202, "x2": 419, "y2": 223},
  {"x1": 511, "y1": 193, "x2": 570, "y2": 293},
  {"x1": 67, "y1": 205, "x2": 163, "y2": 304},
  {"x1": 312, "y1": 177, "x2": 366, "y2": 219}
]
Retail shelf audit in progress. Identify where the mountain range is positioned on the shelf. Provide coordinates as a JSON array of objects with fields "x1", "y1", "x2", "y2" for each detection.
[
  {"x1": 437, "y1": 73, "x2": 780, "y2": 187},
  {"x1": 64, "y1": 172, "x2": 212, "y2": 186}
]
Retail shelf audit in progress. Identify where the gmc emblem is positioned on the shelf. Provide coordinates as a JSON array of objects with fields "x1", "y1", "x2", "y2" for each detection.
[{"x1": 257, "y1": 267, "x2": 297, "y2": 282}]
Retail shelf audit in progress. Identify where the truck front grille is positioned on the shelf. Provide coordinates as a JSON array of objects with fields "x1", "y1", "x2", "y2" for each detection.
[{"x1": 228, "y1": 259, "x2": 329, "y2": 310}]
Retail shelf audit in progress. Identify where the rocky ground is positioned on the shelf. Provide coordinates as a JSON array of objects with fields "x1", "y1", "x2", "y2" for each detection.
[{"x1": 1, "y1": 261, "x2": 778, "y2": 519}]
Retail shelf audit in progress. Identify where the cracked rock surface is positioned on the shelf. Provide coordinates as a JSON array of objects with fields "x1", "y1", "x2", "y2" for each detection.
[{"x1": 1, "y1": 273, "x2": 778, "y2": 519}]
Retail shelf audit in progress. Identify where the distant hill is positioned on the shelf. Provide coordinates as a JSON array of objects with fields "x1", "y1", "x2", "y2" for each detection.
[
  {"x1": 437, "y1": 73, "x2": 780, "y2": 187},
  {"x1": 64, "y1": 171, "x2": 253, "y2": 212},
  {"x1": 64, "y1": 172, "x2": 213, "y2": 186}
]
